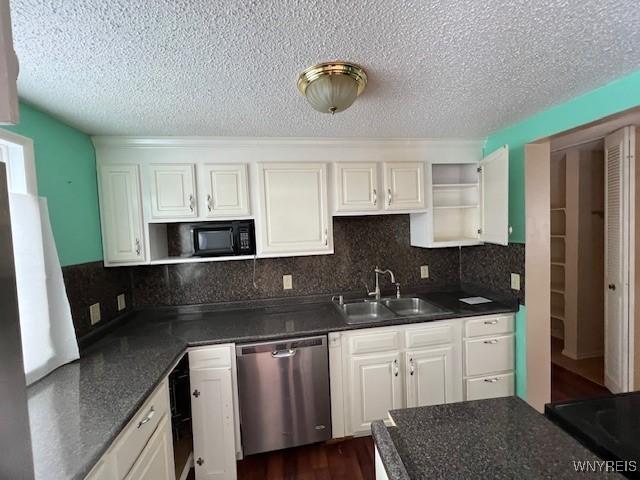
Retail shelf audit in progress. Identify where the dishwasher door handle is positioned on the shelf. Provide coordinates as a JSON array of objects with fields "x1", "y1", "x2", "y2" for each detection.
[{"x1": 271, "y1": 348, "x2": 297, "y2": 358}]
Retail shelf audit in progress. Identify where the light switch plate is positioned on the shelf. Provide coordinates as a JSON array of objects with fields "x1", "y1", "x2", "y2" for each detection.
[
  {"x1": 511, "y1": 273, "x2": 521, "y2": 291},
  {"x1": 283, "y1": 274, "x2": 293, "y2": 290},
  {"x1": 117, "y1": 294, "x2": 126, "y2": 311},
  {"x1": 420, "y1": 265, "x2": 429, "y2": 279},
  {"x1": 90, "y1": 303, "x2": 101, "y2": 325}
]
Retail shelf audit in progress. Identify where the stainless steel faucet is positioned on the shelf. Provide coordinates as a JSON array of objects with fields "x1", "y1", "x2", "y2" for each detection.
[{"x1": 367, "y1": 266, "x2": 400, "y2": 300}]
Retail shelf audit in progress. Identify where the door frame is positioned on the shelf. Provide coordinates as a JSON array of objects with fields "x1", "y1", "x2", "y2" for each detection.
[{"x1": 524, "y1": 123, "x2": 637, "y2": 411}]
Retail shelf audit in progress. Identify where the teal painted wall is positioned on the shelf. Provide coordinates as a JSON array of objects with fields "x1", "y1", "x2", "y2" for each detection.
[
  {"x1": 2, "y1": 102, "x2": 102, "y2": 266},
  {"x1": 486, "y1": 69, "x2": 640, "y2": 398}
]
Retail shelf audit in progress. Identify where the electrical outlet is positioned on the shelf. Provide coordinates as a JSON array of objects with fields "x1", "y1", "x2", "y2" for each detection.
[
  {"x1": 420, "y1": 265, "x2": 429, "y2": 279},
  {"x1": 283, "y1": 274, "x2": 293, "y2": 290},
  {"x1": 117, "y1": 294, "x2": 126, "y2": 311},
  {"x1": 511, "y1": 273, "x2": 521, "y2": 291},
  {"x1": 90, "y1": 303, "x2": 101, "y2": 325}
]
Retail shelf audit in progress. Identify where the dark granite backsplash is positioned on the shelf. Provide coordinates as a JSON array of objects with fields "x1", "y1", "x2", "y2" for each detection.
[
  {"x1": 62, "y1": 261, "x2": 132, "y2": 337},
  {"x1": 61, "y1": 216, "x2": 525, "y2": 337},
  {"x1": 461, "y1": 242, "x2": 525, "y2": 304},
  {"x1": 130, "y1": 215, "x2": 460, "y2": 306}
]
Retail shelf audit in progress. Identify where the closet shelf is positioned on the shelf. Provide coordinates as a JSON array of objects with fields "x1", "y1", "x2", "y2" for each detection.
[
  {"x1": 433, "y1": 204, "x2": 479, "y2": 210},
  {"x1": 551, "y1": 261, "x2": 565, "y2": 267}
]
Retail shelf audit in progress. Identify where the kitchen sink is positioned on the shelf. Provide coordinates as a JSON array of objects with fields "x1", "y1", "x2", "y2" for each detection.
[
  {"x1": 382, "y1": 297, "x2": 447, "y2": 317},
  {"x1": 337, "y1": 301, "x2": 396, "y2": 324},
  {"x1": 335, "y1": 297, "x2": 450, "y2": 324}
]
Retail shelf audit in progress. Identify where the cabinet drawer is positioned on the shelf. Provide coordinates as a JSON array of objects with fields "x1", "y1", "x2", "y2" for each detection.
[
  {"x1": 405, "y1": 323, "x2": 454, "y2": 349},
  {"x1": 465, "y1": 372, "x2": 514, "y2": 401},
  {"x1": 189, "y1": 345, "x2": 233, "y2": 369},
  {"x1": 348, "y1": 330, "x2": 401, "y2": 355},
  {"x1": 464, "y1": 334, "x2": 514, "y2": 377},
  {"x1": 464, "y1": 315, "x2": 514, "y2": 338},
  {"x1": 113, "y1": 380, "x2": 170, "y2": 479}
]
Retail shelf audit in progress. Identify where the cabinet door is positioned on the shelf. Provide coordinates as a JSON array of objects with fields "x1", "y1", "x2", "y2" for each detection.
[
  {"x1": 405, "y1": 346, "x2": 455, "y2": 408},
  {"x1": 383, "y1": 162, "x2": 425, "y2": 211},
  {"x1": 149, "y1": 164, "x2": 196, "y2": 219},
  {"x1": 348, "y1": 351, "x2": 403, "y2": 435},
  {"x1": 99, "y1": 164, "x2": 145, "y2": 263},
  {"x1": 479, "y1": 146, "x2": 509, "y2": 245},
  {"x1": 124, "y1": 415, "x2": 175, "y2": 480},
  {"x1": 190, "y1": 367, "x2": 236, "y2": 480},
  {"x1": 201, "y1": 164, "x2": 249, "y2": 217},
  {"x1": 335, "y1": 162, "x2": 379, "y2": 212},
  {"x1": 258, "y1": 163, "x2": 331, "y2": 254}
]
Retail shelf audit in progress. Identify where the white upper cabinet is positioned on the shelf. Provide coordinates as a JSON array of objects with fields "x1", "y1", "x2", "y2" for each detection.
[
  {"x1": 98, "y1": 164, "x2": 145, "y2": 263},
  {"x1": 410, "y1": 146, "x2": 509, "y2": 248},
  {"x1": 0, "y1": 2, "x2": 18, "y2": 124},
  {"x1": 334, "y1": 162, "x2": 379, "y2": 212},
  {"x1": 258, "y1": 162, "x2": 331, "y2": 255},
  {"x1": 479, "y1": 146, "x2": 509, "y2": 245},
  {"x1": 383, "y1": 162, "x2": 425, "y2": 211},
  {"x1": 200, "y1": 164, "x2": 249, "y2": 218},
  {"x1": 148, "y1": 164, "x2": 197, "y2": 219}
]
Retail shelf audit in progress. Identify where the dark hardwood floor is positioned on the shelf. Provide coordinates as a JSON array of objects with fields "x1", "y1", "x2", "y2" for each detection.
[
  {"x1": 236, "y1": 436, "x2": 375, "y2": 480},
  {"x1": 551, "y1": 363, "x2": 610, "y2": 402}
]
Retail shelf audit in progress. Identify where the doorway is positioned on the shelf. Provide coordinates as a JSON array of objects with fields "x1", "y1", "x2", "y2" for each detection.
[
  {"x1": 549, "y1": 140, "x2": 609, "y2": 401},
  {"x1": 524, "y1": 110, "x2": 640, "y2": 410}
]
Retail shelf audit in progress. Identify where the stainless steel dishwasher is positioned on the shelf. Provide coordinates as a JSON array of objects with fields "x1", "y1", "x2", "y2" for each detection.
[{"x1": 236, "y1": 335, "x2": 331, "y2": 455}]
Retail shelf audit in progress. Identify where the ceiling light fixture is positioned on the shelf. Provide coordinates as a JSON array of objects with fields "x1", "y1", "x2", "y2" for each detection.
[{"x1": 297, "y1": 61, "x2": 367, "y2": 115}]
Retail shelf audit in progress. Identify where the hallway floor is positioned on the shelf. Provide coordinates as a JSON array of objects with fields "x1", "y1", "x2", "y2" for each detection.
[
  {"x1": 551, "y1": 363, "x2": 610, "y2": 402},
  {"x1": 551, "y1": 337, "x2": 604, "y2": 386}
]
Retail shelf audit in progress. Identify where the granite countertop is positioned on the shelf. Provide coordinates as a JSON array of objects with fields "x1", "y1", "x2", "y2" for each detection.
[
  {"x1": 372, "y1": 397, "x2": 624, "y2": 479},
  {"x1": 27, "y1": 289, "x2": 517, "y2": 480}
]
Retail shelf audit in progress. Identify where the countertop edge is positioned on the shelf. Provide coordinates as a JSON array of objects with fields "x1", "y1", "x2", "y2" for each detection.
[{"x1": 371, "y1": 420, "x2": 410, "y2": 480}]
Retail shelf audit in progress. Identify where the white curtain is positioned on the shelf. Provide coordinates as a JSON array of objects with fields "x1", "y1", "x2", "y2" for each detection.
[{"x1": 9, "y1": 193, "x2": 79, "y2": 385}]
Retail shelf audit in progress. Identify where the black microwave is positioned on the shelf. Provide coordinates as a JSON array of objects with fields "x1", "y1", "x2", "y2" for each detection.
[{"x1": 192, "y1": 220, "x2": 255, "y2": 257}]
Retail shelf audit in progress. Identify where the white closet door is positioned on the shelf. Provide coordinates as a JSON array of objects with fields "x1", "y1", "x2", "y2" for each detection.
[
  {"x1": 480, "y1": 145, "x2": 509, "y2": 245},
  {"x1": 604, "y1": 127, "x2": 632, "y2": 394}
]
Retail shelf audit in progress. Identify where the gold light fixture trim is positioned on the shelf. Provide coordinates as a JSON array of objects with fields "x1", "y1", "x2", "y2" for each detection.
[{"x1": 297, "y1": 61, "x2": 368, "y2": 114}]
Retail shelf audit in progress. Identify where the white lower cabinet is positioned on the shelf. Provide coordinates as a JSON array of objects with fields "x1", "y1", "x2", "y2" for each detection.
[
  {"x1": 330, "y1": 314, "x2": 514, "y2": 437},
  {"x1": 124, "y1": 415, "x2": 175, "y2": 480},
  {"x1": 189, "y1": 345, "x2": 239, "y2": 480},
  {"x1": 463, "y1": 315, "x2": 516, "y2": 401},
  {"x1": 84, "y1": 380, "x2": 175, "y2": 480},
  {"x1": 405, "y1": 345, "x2": 455, "y2": 408},
  {"x1": 349, "y1": 351, "x2": 403, "y2": 434}
]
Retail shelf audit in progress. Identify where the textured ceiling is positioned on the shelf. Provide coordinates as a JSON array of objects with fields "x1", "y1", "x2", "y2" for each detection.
[{"x1": 10, "y1": 0, "x2": 640, "y2": 137}]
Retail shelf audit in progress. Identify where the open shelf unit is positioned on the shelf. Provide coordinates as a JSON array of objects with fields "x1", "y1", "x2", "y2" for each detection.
[
  {"x1": 431, "y1": 163, "x2": 481, "y2": 244},
  {"x1": 550, "y1": 153, "x2": 567, "y2": 340}
]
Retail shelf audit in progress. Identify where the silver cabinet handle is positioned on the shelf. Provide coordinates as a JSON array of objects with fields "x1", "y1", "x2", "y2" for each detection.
[
  {"x1": 409, "y1": 358, "x2": 415, "y2": 376},
  {"x1": 137, "y1": 406, "x2": 155, "y2": 429},
  {"x1": 484, "y1": 378, "x2": 499, "y2": 383},
  {"x1": 189, "y1": 194, "x2": 195, "y2": 212},
  {"x1": 484, "y1": 319, "x2": 498, "y2": 325},
  {"x1": 387, "y1": 188, "x2": 392, "y2": 206},
  {"x1": 272, "y1": 349, "x2": 297, "y2": 358},
  {"x1": 206, "y1": 194, "x2": 213, "y2": 212},
  {"x1": 483, "y1": 339, "x2": 499, "y2": 344},
  {"x1": 373, "y1": 188, "x2": 377, "y2": 206},
  {"x1": 324, "y1": 228, "x2": 328, "y2": 246},
  {"x1": 135, "y1": 238, "x2": 141, "y2": 256},
  {"x1": 393, "y1": 359, "x2": 399, "y2": 377}
]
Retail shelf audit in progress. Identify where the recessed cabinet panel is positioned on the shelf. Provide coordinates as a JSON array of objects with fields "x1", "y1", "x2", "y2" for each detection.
[
  {"x1": 349, "y1": 351, "x2": 402, "y2": 435},
  {"x1": 405, "y1": 346, "x2": 453, "y2": 408},
  {"x1": 335, "y1": 162, "x2": 379, "y2": 212},
  {"x1": 480, "y1": 146, "x2": 509, "y2": 245},
  {"x1": 258, "y1": 163, "x2": 331, "y2": 254},
  {"x1": 383, "y1": 162, "x2": 425, "y2": 211},
  {"x1": 201, "y1": 164, "x2": 249, "y2": 217},
  {"x1": 99, "y1": 164, "x2": 145, "y2": 263},
  {"x1": 190, "y1": 367, "x2": 236, "y2": 480},
  {"x1": 149, "y1": 164, "x2": 196, "y2": 219}
]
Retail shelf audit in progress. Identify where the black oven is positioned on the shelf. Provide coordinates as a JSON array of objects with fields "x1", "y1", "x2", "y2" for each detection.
[{"x1": 192, "y1": 220, "x2": 255, "y2": 257}]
